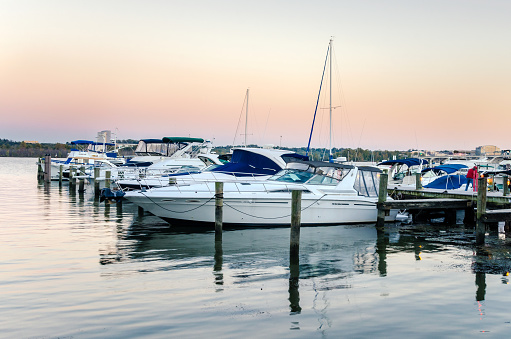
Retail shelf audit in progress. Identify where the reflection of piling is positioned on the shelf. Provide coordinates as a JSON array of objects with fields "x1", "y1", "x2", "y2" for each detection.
[
  {"x1": 116, "y1": 199, "x2": 123, "y2": 214},
  {"x1": 415, "y1": 173, "x2": 422, "y2": 190},
  {"x1": 376, "y1": 173, "x2": 389, "y2": 228},
  {"x1": 476, "y1": 177, "x2": 487, "y2": 245},
  {"x1": 288, "y1": 259, "x2": 301, "y2": 314},
  {"x1": 214, "y1": 240, "x2": 224, "y2": 287},
  {"x1": 503, "y1": 175, "x2": 509, "y2": 196},
  {"x1": 215, "y1": 182, "x2": 223, "y2": 241},
  {"x1": 376, "y1": 228, "x2": 388, "y2": 277},
  {"x1": 78, "y1": 166, "x2": 85, "y2": 193},
  {"x1": 94, "y1": 167, "x2": 100, "y2": 198},
  {"x1": 44, "y1": 155, "x2": 51, "y2": 183},
  {"x1": 475, "y1": 272, "x2": 486, "y2": 301}
]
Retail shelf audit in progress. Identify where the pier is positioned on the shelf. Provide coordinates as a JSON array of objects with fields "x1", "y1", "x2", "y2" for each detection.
[{"x1": 377, "y1": 174, "x2": 511, "y2": 244}]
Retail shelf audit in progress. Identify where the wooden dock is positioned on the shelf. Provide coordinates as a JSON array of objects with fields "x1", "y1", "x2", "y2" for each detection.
[{"x1": 377, "y1": 174, "x2": 511, "y2": 245}]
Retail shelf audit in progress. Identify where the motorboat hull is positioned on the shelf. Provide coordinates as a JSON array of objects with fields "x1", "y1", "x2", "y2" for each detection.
[{"x1": 125, "y1": 188, "x2": 397, "y2": 226}]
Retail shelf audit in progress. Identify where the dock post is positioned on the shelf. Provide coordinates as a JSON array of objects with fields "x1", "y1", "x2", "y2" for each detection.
[
  {"x1": 94, "y1": 167, "x2": 101, "y2": 198},
  {"x1": 44, "y1": 155, "x2": 51, "y2": 183},
  {"x1": 78, "y1": 166, "x2": 85, "y2": 193},
  {"x1": 377, "y1": 173, "x2": 388, "y2": 228},
  {"x1": 138, "y1": 206, "x2": 144, "y2": 217},
  {"x1": 105, "y1": 170, "x2": 111, "y2": 189},
  {"x1": 69, "y1": 166, "x2": 76, "y2": 188},
  {"x1": 476, "y1": 177, "x2": 487, "y2": 245},
  {"x1": 37, "y1": 158, "x2": 44, "y2": 180},
  {"x1": 503, "y1": 175, "x2": 509, "y2": 196},
  {"x1": 215, "y1": 182, "x2": 223, "y2": 241},
  {"x1": 415, "y1": 172, "x2": 422, "y2": 190},
  {"x1": 290, "y1": 190, "x2": 302, "y2": 260},
  {"x1": 59, "y1": 165, "x2": 63, "y2": 185}
]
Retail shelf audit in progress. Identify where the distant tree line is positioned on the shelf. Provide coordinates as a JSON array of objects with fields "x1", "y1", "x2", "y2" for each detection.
[
  {"x1": 0, "y1": 139, "x2": 71, "y2": 157},
  {"x1": 0, "y1": 138, "x2": 410, "y2": 162}
]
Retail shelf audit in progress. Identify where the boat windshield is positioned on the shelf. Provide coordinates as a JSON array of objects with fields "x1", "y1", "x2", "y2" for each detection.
[
  {"x1": 135, "y1": 141, "x2": 191, "y2": 157},
  {"x1": 270, "y1": 167, "x2": 344, "y2": 185}
]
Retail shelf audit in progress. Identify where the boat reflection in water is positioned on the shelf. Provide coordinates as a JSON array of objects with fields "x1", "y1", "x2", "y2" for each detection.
[{"x1": 97, "y1": 210, "x2": 510, "y2": 318}]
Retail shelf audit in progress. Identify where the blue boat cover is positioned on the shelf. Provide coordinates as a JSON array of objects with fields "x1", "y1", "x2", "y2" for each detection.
[
  {"x1": 90, "y1": 142, "x2": 115, "y2": 146},
  {"x1": 71, "y1": 140, "x2": 95, "y2": 145},
  {"x1": 421, "y1": 164, "x2": 467, "y2": 175},
  {"x1": 209, "y1": 149, "x2": 285, "y2": 176},
  {"x1": 378, "y1": 158, "x2": 428, "y2": 167},
  {"x1": 424, "y1": 174, "x2": 467, "y2": 189}
]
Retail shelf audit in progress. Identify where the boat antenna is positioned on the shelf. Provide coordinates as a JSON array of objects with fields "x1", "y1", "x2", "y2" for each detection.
[{"x1": 306, "y1": 41, "x2": 330, "y2": 157}]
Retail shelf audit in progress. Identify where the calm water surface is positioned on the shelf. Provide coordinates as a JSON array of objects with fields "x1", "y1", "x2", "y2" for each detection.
[{"x1": 1, "y1": 158, "x2": 511, "y2": 338}]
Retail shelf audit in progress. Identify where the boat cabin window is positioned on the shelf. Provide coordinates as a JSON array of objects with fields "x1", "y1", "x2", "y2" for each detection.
[
  {"x1": 198, "y1": 156, "x2": 217, "y2": 167},
  {"x1": 354, "y1": 168, "x2": 380, "y2": 197}
]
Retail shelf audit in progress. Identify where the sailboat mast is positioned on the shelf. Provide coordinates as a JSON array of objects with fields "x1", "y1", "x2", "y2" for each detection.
[
  {"x1": 245, "y1": 88, "x2": 249, "y2": 147},
  {"x1": 329, "y1": 38, "x2": 333, "y2": 162}
]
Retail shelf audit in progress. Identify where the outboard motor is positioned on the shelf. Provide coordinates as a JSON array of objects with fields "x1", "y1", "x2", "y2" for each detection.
[{"x1": 100, "y1": 188, "x2": 125, "y2": 203}]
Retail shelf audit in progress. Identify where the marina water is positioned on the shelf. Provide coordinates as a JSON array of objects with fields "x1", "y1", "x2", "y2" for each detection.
[{"x1": 1, "y1": 157, "x2": 511, "y2": 338}]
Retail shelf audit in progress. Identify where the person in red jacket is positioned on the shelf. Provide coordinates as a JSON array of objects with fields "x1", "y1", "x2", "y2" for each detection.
[{"x1": 465, "y1": 165, "x2": 478, "y2": 191}]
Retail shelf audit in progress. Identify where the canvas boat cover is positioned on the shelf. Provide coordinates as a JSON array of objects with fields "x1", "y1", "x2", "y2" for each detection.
[
  {"x1": 421, "y1": 164, "x2": 467, "y2": 175},
  {"x1": 378, "y1": 158, "x2": 428, "y2": 167},
  {"x1": 424, "y1": 174, "x2": 467, "y2": 189},
  {"x1": 209, "y1": 149, "x2": 298, "y2": 176}
]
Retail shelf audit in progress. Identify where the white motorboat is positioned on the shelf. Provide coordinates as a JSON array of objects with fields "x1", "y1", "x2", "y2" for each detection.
[
  {"x1": 116, "y1": 147, "x2": 308, "y2": 190},
  {"x1": 123, "y1": 38, "x2": 398, "y2": 226},
  {"x1": 114, "y1": 137, "x2": 220, "y2": 181},
  {"x1": 377, "y1": 158, "x2": 428, "y2": 185},
  {"x1": 123, "y1": 161, "x2": 398, "y2": 226},
  {"x1": 38, "y1": 140, "x2": 124, "y2": 180}
]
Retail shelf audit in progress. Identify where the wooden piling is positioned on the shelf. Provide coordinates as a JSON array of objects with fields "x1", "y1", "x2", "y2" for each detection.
[
  {"x1": 290, "y1": 190, "x2": 302, "y2": 259},
  {"x1": 415, "y1": 172, "x2": 422, "y2": 190},
  {"x1": 376, "y1": 173, "x2": 388, "y2": 228},
  {"x1": 78, "y1": 166, "x2": 85, "y2": 192},
  {"x1": 44, "y1": 155, "x2": 51, "y2": 183},
  {"x1": 93, "y1": 167, "x2": 101, "y2": 197},
  {"x1": 476, "y1": 177, "x2": 487, "y2": 245},
  {"x1": 138, "y1": 206, "x2": 144, "y2": 216},
  {"x1": 37, "y1": 158, "x2": 44, "y2": 180},
  {"x1": 69, "y1": 166, "x2": 76, "y2": 188},
  {"x1": 215, "y1": 182, "x2": 223, "y2": 240},
  {"x1": 503, "y1": 175, "x2": 509, "y2": 196},
  {"x1": 59, "y1": 165, "x2": 63, "y2": 185},
  {"x1": 105, "y1": 170, "x2": 111, "y2": 189}
]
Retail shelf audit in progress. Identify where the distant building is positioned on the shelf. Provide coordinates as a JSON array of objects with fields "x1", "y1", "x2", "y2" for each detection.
[
  {"x1": 475, "y1": 145, "x2": 500, "y2": 156},
  {"x1": 23, "y1": 140, "x2": 39, "y2": 144},
  {"x1": 96, "y1": 130, "x2": 112, "y2": 144}
]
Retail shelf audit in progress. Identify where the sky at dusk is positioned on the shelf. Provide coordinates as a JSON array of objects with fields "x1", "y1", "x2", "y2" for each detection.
[{"x1": 1, "y1": 0, "x2": 510, "y2": 151}]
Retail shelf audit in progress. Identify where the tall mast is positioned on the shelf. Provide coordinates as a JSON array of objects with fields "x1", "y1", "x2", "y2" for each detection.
[
  {"x1": 329, "y1": 38, "x2": 333, "y2": 162},
  {"x1": 245, "y1": 88, "x2": 249, "y2": 147}
]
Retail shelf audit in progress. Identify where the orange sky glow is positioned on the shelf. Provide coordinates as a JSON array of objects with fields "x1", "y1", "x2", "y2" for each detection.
[{"x1": 1, "y1": 0, "x2": 510, "y2": 151}]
